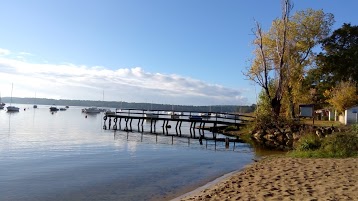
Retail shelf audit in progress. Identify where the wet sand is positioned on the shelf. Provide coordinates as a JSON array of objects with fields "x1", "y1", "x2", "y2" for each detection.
[{"x1": 173, "y1": 157, "x2": 358, "y2": 201}]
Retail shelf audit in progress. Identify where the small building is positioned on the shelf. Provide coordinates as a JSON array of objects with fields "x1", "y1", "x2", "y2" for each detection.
[{"x1": 343, "y1": 105, "x2": 358, "y2": 125}]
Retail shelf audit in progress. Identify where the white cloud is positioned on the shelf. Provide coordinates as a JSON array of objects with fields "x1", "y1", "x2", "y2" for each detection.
[
  {"x1": 0, "y1": 48, "x2": 11, "y2": 56},
  {"x1": 0, "y1": 56, "x2": 248, "y2": 105}
]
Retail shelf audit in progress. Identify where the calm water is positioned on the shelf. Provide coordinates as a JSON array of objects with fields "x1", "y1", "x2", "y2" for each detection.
[{"x1": 0, "y1": 104, "x2": 256, "y2": 201}]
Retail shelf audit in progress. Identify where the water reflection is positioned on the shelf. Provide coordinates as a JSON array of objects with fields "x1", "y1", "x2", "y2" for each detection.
[{"x1": 0, "y1": 105, "x2": 256, "y2": 201}]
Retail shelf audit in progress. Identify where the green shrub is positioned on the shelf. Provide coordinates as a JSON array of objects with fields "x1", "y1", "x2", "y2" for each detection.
[
  {"x1": 351, "y1": 123, "x2": 358, "y2": 134},
  {"x1": 320, "y1": 133, "x2": 358, "y2": 157},
  {"x1": 289, "y1": 132, "x2": 358, "y2": 158},
  {"x1": 295, "y1": 133, "x2": 321, "y2": 151}
]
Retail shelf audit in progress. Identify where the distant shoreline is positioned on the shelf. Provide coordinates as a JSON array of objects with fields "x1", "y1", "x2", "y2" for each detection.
[{"x1": 0, "y1": 97, "x2": 255, "y2": 113}]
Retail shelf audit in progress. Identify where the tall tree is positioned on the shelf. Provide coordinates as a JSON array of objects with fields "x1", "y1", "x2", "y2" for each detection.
[
  {"x1": 284, "y1": 9, "x2": 334, "y2": 117},
  {"x1": 316, "y1": 23, "x2": 358, "y2": 86},
  {"x1": 246, "y1": 0, "x2": 334, "y2": 118},
  {"x1": 246, "y1": 0, "x2": 292, "y2": 118}
]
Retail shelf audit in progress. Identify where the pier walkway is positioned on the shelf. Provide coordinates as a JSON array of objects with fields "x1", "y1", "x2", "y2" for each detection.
[{"x1": 103, "y1": 109, "x2": 255, "y2": 145}]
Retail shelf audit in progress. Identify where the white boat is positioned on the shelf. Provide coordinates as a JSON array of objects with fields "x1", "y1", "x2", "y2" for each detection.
[
  {"x1": 6, "y1": 83, "x2": 19, "y2": 112},
  {"x1": 199, "y1": 113, "x2": 211, "y2": 118},
  {"x1": 83, "y1": 107, "x2": 101, "y2": 114}
]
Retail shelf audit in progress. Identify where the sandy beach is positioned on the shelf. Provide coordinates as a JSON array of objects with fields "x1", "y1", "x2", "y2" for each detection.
[{"x1": 174, "y1": 157, "x2": 358, "y2": 201}]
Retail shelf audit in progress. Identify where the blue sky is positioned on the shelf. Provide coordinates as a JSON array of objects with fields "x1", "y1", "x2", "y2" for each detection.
[{"x1": 0, "y1": 0, "x2": 357, "y2": 106}]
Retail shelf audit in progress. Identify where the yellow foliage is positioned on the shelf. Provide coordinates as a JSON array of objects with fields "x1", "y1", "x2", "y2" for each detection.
[{"x1": 326, "y1": 81, "x2": 358, "y2": 113}]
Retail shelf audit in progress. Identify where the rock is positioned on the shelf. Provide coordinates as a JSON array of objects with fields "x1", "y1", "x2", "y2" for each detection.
[
  {"x1": 292, "y1": 132, "x2": 300, "y2": 140},
  {"x1": 316, "y1": 129, "x2": 323, "y2": 138},
  {"x1": 286, "y1": 133, "x2": 293, "y2": 140},
  {"x1": 264, "y1": 134, "x2": 275, "y2": 140}
]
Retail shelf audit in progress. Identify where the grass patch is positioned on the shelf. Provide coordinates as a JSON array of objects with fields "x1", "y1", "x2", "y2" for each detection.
[
  {"x1": 301, "y1": 119, "x2": 341, "y2": 127},
  {"x1": 289, "y1": 132, "x2": 358, "y2": 158}
]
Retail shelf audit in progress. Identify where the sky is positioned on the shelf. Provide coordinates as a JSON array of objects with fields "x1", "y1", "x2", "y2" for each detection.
[{"x1": 0, "y1": 0, "x2": 357, "y2": 106}]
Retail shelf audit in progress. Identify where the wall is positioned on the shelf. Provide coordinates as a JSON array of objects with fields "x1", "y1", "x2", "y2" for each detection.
[{"x1": 345, "y1": 106, "x2": 358, "y2": 125}]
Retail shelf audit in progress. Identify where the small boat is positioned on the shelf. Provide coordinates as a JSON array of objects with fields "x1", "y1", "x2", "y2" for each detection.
[
  {"x1": 7, "y1": 105, "x2": 20, "y2": 112},
  {"x1": 171, "y1": 114, "x2": 180, "y2": 119},
  {"x1": 33, "y1": 92, "x2": 38, "y2": 108},
  {"x1": 189, "y1": 115, "x2": 202, "y2": 120},
  {"x1": 49, "y1": 106, "x2": 59, "y2": 111},
  {"x1": 65, "y1": 106, "x2": 69, "y2": 108},
  {"x1": 83, "y1": 107, "x2": 101, "y2": 114},
  {"x1": 0, "y1": 93, "x2": 5, "y2": 109},
  {"x1": 6, "y1": 83, "x2": 19, "y2": 112},
  {"x1": 105, "y1": 110, "x2": 116, "y2": 115},
  {"x1": 145, "y1": 113, "x2": 159, "y2": 118},
  {"x1": 59, "y1": 108, "x2": 67, "y2": 111},
  {"x1": 199, "y1": 113, "x2": 211, "y2": 118}
]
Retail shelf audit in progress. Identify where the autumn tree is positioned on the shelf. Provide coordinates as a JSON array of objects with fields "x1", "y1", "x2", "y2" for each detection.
[
  {"x1": 246, "y1": 0, "x2": 333, "y2": 119},
  {"x1": 324, "y1": 81, "x2": 358, "y2": 113},
  {"x1": 304, "y1": 23, "x2": 358, "y2": 108}
]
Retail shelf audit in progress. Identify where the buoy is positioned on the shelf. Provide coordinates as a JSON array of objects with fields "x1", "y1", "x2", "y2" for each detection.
[{"x1": 85, "y1": 115, "x2": 87, "y2": 118}]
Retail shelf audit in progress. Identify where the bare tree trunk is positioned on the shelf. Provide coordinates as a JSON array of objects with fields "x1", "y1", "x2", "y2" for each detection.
[
  {"x1": 288, "y1": 86, "x2": 296, "y2": 118},
  {"x1": 271, "y1": 98, "x2": 281, "y2": 118}
]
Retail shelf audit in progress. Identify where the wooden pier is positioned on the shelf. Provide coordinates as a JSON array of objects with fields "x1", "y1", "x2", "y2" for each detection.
[{"x1": 103, "y1": 109, "x2": 254, "y2": 146}]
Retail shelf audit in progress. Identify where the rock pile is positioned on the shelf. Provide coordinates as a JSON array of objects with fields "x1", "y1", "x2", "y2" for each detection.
[{"x1": 251, "y1": 124, "x2": 338, "y2": 150}]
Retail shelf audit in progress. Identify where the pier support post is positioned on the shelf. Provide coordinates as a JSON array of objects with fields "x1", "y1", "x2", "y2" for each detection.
[
  {"x1": 113, "y1": 118, "x2": 118, "y2": 130},
  {"x1": 225, "y1": 137, "x2": 229, "y2": 149},
  {"x1": 137, "y1": 119, "x2": 141, "y2": 131},
  {"x1": 150, "y1": 119, "x2": 153, "y2": 133},
  {"x1": 119, "y1": 118, "x2": 122, "y2": 130},
  {"x1": 129, "y1": 118, "x2": 133, "y2": 131}
]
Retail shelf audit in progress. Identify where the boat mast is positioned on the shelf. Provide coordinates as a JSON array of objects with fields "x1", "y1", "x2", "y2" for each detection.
[{"x1": 10, "y1": 83, "x2": 13, "y2": 106}]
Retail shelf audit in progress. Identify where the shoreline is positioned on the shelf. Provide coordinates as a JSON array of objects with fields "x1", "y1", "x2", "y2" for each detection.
[
  {"x1": 170, "y1": 169, "x2": 244, "y2": 201},
  {"x1": 172, "y1": 156, "x2": 358, "y2": 201}
]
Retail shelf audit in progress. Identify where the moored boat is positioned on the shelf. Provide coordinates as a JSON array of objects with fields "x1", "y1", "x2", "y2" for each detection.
[
  {"x1": 145, "y1": 113, "x2": 159, "y2": 118},
  {"x1": 50, "y1": 106, "x2": 59, "y2": 111},
  {"x1": 83, "y1": 107, "x2": 101, "y2": 114},
  {"x1": 6, "y1": 83, "x2": 19, "y2": 112},
  {"x1": 7, "y1": 105, "x2": 20, "y2": 112}
]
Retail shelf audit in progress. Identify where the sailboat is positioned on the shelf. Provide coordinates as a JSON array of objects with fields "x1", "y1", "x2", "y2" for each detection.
[
  {"x1": 0, "y1": 92, "x2": 5, "y2": 109},
  {"x1": 6, "y1": 83, "x2": 20, "y2": 112},
  {"x1": 33, "y1": 92, "x2": 38, "y2": 108}
]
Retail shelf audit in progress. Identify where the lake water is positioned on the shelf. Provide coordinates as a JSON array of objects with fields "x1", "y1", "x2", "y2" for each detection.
[{"x1": 0, "y1": 104, "x2": 257, "y2": 201}]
